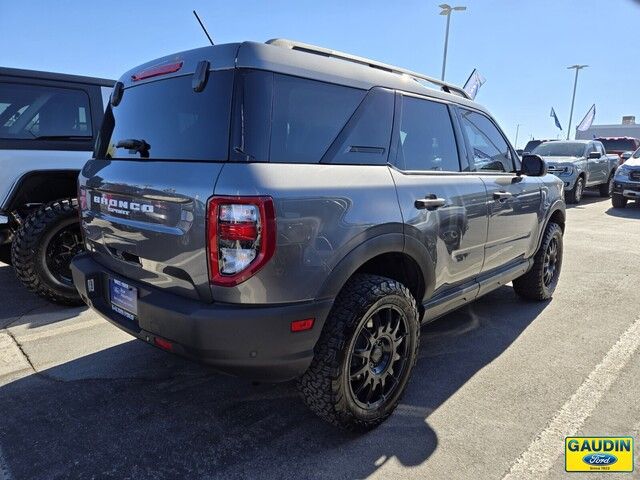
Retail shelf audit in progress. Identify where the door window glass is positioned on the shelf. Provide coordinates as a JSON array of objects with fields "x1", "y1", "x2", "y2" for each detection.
[{"x1": 460, "y1": 109, "x2": 515, "y2": 172}]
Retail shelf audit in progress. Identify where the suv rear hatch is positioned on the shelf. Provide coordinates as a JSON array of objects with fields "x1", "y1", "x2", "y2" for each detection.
[{"x1": 80, "y1": 54, "x2": 236, "y2": 302}]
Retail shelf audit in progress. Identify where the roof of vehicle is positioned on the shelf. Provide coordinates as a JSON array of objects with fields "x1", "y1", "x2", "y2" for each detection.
[
  {"x1": 595, "y1": 136, "x2": 639, "y2": 140},
  {"x1": 0, "y1": 67, "x2": 115, "y2": 87},
  {"x1": 545, "y1": 139, "x2": 593, "y2": 144},
  {"x1": 118, "y1": 39, "x2": 489, "y2": 114}
]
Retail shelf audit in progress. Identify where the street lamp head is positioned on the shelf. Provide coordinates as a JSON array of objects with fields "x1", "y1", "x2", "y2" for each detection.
[
  {"x1": 567, "y1": 64, "x2": 589, "y2": 70},
  {"x1": 453, "y1": 6, "x2": 467, "y2": 10},
  {"x1": 439, "y1": 4, "x2": 466, "y2": 14}
]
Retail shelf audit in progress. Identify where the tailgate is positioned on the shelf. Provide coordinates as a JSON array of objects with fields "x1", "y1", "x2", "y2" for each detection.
[{"x1": 80, "y1": 159, "x2": 222, "y2": 301}]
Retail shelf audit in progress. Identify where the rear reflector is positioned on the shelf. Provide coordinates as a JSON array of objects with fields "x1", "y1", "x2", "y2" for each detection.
[
  {"x1": 290, "y1": 318, "x2": 314, "y2": 332},
  {"x1": 154, "y1": 337, "x2": 173, "y2": 351},
  {"x1": 132, "y1": 61, "x2": 183, "y2": 81}
]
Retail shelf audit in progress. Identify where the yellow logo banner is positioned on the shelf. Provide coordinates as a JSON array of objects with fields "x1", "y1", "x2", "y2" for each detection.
[{"x1": 565, "y1": 437, "x2": 634, "y2": 472}]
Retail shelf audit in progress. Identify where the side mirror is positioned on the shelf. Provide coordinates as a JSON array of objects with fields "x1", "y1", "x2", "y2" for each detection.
[
  {"x1": 588, "y1": 151, "x2": 601, "y2": 159},
  {"x1": 521, "y1": 154, "x2": 547, "y2": 177}
]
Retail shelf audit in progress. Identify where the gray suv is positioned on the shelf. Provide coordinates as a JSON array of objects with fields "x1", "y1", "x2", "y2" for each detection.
[{"x1": 71, "y1": 39, "x2": 566, "y2": 430}]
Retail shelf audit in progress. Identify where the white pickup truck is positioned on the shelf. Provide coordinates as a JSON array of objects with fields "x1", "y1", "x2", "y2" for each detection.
[
  {"x1": 0, "y1": 67, "x2": 113, "y2": 304},
  {"x1": 532, "y1": 140, "x2": 619, "y2": 204}
]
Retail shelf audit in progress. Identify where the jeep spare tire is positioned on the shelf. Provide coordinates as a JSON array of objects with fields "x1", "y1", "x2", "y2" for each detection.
[{"x1": 11, "y1": 199, "x2": 84, "y2": 306}]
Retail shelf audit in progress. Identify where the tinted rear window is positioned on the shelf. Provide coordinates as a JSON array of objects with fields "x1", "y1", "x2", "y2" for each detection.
[
  {"x1": 231, "y1": 70, "x2": 366, "y2": 164},
  {"x1": 598, "y1": 139, "x2": 637, "y2": 152},
  {"x1": 96, "y1": 71, "x2": 233, "y2": 161}
]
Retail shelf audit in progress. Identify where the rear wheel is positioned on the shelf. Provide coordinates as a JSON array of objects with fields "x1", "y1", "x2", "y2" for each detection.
[
  {"x1": 298, "y1": 274, "x2": 420, "y2": 431},
  {"x1": 11, "y1": 199, "x2": 83, "y2": 306},
  {"x1": 513, "y1": 222, "x2": 563, "y2": 301},
  {"x1": 566, "y1": 177, "x2": 584, "y2": 204},
  {"x1": 599, "y1": 173, "x2": 614, "y2": 197},
  {"x1": 611, "y1": 194, "x2": 627, "y2": 209}
]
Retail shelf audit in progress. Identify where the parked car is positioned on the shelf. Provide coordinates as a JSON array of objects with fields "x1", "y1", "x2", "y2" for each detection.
[
  {"x1": 71, "y1": 39, "x2": 566, "y2": 430},
  {"x1": 0, "y1": 67, "x2": 114, "y2": 304},
  {"x1": 532, "y1": 140, "x2": 619, "y2": 204},
  {"x1": 596, "y1": 137, "x2": 640, "y2": 164},
  {"x1": 523, "y1": 138, "x2": 557, "y2": 154},
  {"x1": 612, "y1": 147, "x2": 640, "y2": 208}
]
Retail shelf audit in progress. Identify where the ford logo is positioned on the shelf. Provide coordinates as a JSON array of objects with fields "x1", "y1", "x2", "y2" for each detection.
[{"x1": 582, "y1": 453, "x2": 617, "y2": 466}]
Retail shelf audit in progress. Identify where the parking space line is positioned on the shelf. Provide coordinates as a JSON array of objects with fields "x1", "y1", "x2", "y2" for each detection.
[{"x1": 502, "y1": 316, "x2": 640, "y2": 480}]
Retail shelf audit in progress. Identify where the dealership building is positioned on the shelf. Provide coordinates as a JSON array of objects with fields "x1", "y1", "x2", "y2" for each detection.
[{"x1": 576, "y1": 115, "x2": 640, "y2": 140}]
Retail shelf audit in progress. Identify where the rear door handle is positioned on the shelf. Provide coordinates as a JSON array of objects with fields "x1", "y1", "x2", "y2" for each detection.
[
  {"x1": 415, "y1": 195, "x2": 446, "y2": 210},
  {"x1": 493, "y1": 191, "x2": 513, "y2": 200}
]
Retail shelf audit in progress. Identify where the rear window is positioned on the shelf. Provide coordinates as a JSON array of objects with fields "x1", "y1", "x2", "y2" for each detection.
[
  {"x1": 598, "y1": 138, "x2": 637, "y2": 152},
  {"x1": 96, "y1": 71, "x2": 233, "y2": 161},
  {"x1": 0, "y1": 82, "x2": 92, "y2": 141},
  {"x1": 231, "y1": 70, "x2": 366, "y2": 164}
]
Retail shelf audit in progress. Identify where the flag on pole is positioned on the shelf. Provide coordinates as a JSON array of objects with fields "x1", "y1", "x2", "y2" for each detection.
[
  {"x1": 577, "y1": 104, "x2": 596, "y2": 132},
  {"x1": 550, "y1": 108, "x2": 562, "y2": 130},
  {"x1": 463, "y1": 69, "x2": 486, "y2": 100}
]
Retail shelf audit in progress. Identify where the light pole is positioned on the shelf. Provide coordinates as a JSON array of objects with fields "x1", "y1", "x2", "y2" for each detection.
[
  {"x1": 566, "y1": 64, "x2": 588, "y2": 140},
  {"x1": 439, "y1": 4, "x2": 466, "y2": 81}
]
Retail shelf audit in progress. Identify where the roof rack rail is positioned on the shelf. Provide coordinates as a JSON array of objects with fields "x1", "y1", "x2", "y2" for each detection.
[{"x1": 266, "y1": 38, "x2": 470, "y2": 100}]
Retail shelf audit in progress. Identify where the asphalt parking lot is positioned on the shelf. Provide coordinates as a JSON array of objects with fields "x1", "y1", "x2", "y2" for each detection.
[{"x1": 1, "y1": 193, "x2": 639, "y2": 480}]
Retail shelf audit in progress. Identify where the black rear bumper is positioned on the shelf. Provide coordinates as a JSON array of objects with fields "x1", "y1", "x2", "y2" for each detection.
[{"x1": 71, "y1": 253, "x2": 333, "y2": 382}]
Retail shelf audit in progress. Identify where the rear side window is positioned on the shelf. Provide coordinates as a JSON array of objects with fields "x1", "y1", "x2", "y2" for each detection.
[
  {"x1": 0, "y1": 82, "x2": 92, "y2": 140},
  {"x1": 97, "y1": 71, "x2": 233, "y2": 161},
  {"x1": 270, "y1": 75, "x2": 365, "y2": 163},
  {"x1": 231, "y1": 70, "x2": 366, "y2": 164},
  {"x1": 394, "y1": 95, "x2": 460, "y2": 172},
  {"x1": 460, "y1": 108, "x2": 515, "y2": 173}
]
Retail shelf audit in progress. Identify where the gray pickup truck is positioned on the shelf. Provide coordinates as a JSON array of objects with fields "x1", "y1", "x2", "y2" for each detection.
[
  {"x1": 70, "y1": 39, "x2": 566, "y2": 430},
  {"x1": 532, "y1": 140, "x2": 619, "y2": 204}
]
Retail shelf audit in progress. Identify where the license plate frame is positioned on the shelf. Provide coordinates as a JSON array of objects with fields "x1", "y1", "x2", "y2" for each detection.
[{"x1": 109, "y1": 278, "x2": 138, "y2": 321}]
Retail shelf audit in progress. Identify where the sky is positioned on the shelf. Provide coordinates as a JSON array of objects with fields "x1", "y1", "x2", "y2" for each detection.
[{"x1": 2, "y1": 0, "x2": 639, "y2": 147}]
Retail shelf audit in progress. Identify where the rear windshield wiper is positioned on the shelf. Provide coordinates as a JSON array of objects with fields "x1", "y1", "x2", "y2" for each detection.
[{"x1": 116, "y1": 138, "x2": 150, "y2": 158}]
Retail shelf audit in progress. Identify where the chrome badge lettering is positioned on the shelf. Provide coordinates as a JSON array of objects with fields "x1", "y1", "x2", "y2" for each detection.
[{"x1": 92, "y1": 195, "x2": 154, "y2": 215}]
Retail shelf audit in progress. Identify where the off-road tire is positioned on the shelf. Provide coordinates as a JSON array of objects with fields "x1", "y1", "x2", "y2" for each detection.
[
  {"x1": 11, "y1": 199, "x2": 83, "y2": 306},
  {"x1": 566, "y1": 176, "x2": 584, "y2": 204},
  {"x1": 513, "y1": 222, "x2": 563, "y2": 301},
  {"x1": 599, "y1": 173, "x2": 614, "y2": 197},
  {"x1": 298, "y1": 274, "x2": 420, "y2": 431},
  {"x1": 611, "y1": 194, "x2": 627, "y2": 209}
]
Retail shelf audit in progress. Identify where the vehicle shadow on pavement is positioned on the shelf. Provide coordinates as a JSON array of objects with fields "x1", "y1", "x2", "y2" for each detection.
[
  {"x1": 0, "y1": 263, "x2": 85, "y2": 329},
  {"x1": 565, "y1": 191, "x2": 608, "y2": 209},
  {"x1": 0, "y1": 286, "x2": 548, "y2": 479},
  {"x1": 605, "y1": 201, "x2": 640, "y2": 219}
]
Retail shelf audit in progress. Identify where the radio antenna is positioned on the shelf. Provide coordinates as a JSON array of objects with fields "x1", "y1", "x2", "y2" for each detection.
[{"x1": 193, "y1": 10, "x2": 214, "y2": 45}]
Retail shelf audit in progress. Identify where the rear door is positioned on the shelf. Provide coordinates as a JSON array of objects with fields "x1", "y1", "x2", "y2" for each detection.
[
  {"x1": 585, "y1": 142, "x2": 605, "y2": 185},
  {"x1": 389, "y1": 93, "x2": 488, "y2": 300},
  {"x1": 456, "y1": 107, "x2": 542, "y2": 274}
]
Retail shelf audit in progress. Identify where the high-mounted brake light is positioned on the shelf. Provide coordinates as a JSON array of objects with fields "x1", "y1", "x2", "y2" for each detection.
[
  {"x1": 207, "y1": 196, "x2": 276, "y2": 286},
  {"x1": 131, "y1": 61, "x2": 183, "y2": 81}
]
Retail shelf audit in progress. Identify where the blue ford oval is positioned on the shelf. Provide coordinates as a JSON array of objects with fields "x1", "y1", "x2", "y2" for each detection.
[{"x1": 582, "y1": 453, "x2": 618, "y2": 466}]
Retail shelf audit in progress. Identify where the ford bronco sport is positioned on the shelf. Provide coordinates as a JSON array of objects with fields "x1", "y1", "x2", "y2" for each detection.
[
  {"x1": 0, "y1": 67, "x2": 113, "y2": 304},
  {"x1": 71, "y1": 39, "x2": 566, "y2": 430}
]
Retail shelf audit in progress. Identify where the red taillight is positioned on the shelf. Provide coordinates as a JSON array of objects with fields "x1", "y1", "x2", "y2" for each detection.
[
  {"x1": 154, "y1": 337, "x2": 173, "y2": 351},
  {"x1": 207, "y1": 196, "x2": 276, "y2": 286},
  {"x1": 131, "y1": 61, "x2": 183, "y2": 81},
  {"x1": 291, "y1": 318, "x2": 315, "y2": 332}
]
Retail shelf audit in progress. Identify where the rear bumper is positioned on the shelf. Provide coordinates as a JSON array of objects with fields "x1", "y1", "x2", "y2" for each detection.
[{"x1": 71, "y1": 253, "x2": 333, "y2": 382}]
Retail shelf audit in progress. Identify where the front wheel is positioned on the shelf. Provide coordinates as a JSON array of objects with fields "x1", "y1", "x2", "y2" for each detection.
[
  {"x1": 513, "y1": 222, "x2": 563, "y2": 301},
  {"x1": 566, "y1": 177, "x2": 584, "y2": 204},
  {"x1": 298, "y1": 274, "x2": 420, "y2": 431},
  {"x1": 611, "y1": 194, "x2": 627, "y2": 209},
  {"x1": 11, "y1": 199, "x2": 84, "y2": 306}
]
